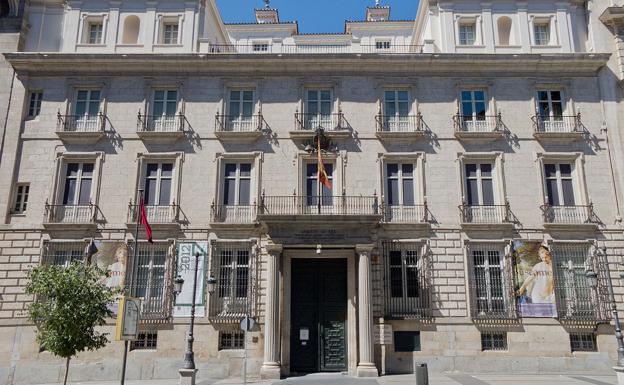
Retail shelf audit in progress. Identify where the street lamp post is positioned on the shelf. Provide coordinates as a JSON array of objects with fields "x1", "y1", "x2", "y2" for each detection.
[{"x1": 585, "y1": 247, "x2": 624, "y2": 375}]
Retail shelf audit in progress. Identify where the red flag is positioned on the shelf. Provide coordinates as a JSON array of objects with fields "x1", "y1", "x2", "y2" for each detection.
[
  {"x1": 140, "y1": 197, "x2": 153, "y2": 243},
  {"x1": 317, "y1": 138, "x2": 332, "y2": 190}
]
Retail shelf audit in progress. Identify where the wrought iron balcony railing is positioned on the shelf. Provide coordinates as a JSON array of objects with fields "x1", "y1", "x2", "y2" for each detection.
[
  {"x1": 532, "y1": 114, "x2": 582, "y2": 134},
  {"x1": 215, "y1": 114, "x2": 263, "y2": 133},
  {"x1": 128, "y1": 203, "x2": 180, "y2": 224},
  {"x1": 454, "y1": 113, "x2": 502, "y2": 133},
  {"x1": 259, "y1": 194, "x2": 380, "y2": 216},
  {"x1": 137, "y1": 112, "x2": 185, "y2": 133},
  {"x1": 211, "y1": 204, "x2": 258, "y2": 224},
  {"x1": 57, "y1": 113, "x2": 106, "y2": 133},
  {"x1": 459, "y1": 204, "x2": 511, "y2": 224},
  {"x1": 540, "y1": 204, "x2": 594, "y2": 224},
  {"x1": 294, "y1": 113, "x2": 345, "y2": 132},
  {"x1": 376, "y1": 114, "x2": 423, "y2": 133},
  {"x1": 44, "y1": 202, "x2": 98, "y2": 224},
  {"x1": 382, "y1": 204, "x2": 428, "y2": 223}
]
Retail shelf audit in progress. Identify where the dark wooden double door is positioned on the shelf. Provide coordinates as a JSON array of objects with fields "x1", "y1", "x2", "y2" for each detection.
[{"x1": 291, "y1": 259, "x2": 347, "y2": 373}]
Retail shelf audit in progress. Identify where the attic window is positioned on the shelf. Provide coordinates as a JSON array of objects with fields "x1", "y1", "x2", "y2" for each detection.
[
  {"x1": 253, "y1": 42, "x2": 270, "y2": 52},
  {"x1": 376, "y1": 40, "x2": 391, "y2": 50}
]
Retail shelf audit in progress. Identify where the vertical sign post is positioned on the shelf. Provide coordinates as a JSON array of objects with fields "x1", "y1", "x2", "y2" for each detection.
[
  {"x1": 240, "y1": 316, "x2": 255, "y2": 385},
  {"x1": 115, "y1": 296, "x2": 141, "y2": 385}
]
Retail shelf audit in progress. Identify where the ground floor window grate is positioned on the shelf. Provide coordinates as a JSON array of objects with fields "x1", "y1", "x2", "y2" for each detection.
[
  {"x1": 130, "y1": 332, "x2": 158, "y2": 351},
  {"x1": 219, "y1": 330, "x2": 245, "y2": 350},
  {"x1": 481, "y1": 332, "x2": 507, "y2": 351},
  {"x1": 42, "y1": 241, "x2": 86, "y2": 266},
  {"x1": 570, "y1": 333, "x2": 597, "y2": 352}
]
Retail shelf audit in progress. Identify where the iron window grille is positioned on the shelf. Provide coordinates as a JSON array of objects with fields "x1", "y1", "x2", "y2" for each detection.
[
  {"x1": 570, "y1": 333, "x2": 597, "y2": 352},
  {"x1": 42, "y1": 241, "x2": 87, "y2": 266},
  {"x1": 218, "y1": 330, "x2": 245, "y2": 350},
  {"x1": 126, "y1": 242, "x2": 174, "y2": 320},
  {"x1": 382, "y1": 242, "x2": 431, "y2": 319},
  {"x1": 130, "y1": 332, "x2": 158, "y2": 351},
  {"x1": 209, "y1": 241, "x2": 257, "y2": 322},
  {"x1": 468, "y1": 243, "x2": 517, "y2": 319},
  {"x1": 481, "y1": 332, "x2": 507, "y2": 351},
  {"x1": 551, "y1": 243, "x2": 610, "y2": 322}
]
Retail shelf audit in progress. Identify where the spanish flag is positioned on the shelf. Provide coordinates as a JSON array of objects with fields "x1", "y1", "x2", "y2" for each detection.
[{"x1": 317, "y1": 138, "x2": 332, "y2": 190}]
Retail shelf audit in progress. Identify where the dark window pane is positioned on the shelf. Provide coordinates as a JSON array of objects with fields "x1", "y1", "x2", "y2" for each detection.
[
  {"x1": 161, "y1": 163, "x2": 173, "y2": 177},
  {"x1": 559, "y1": 164, "x2": 572, "y2": 177},
  {"x1": 159, "y1": 179, "x2": 171, "y2": 205},
  {"x1": 387, "y1": 179, "x2": 399, "y2": 205},
  {"x1": 546, "y1": 179, "x2": 559, "y2": 206},
  {"x1": 465, "y1": 164, "x2": 477, "y2": 178},
  {"x1": 66, "y1": 163, "x2": 79, "y2": 177},
  {"x1": 225, "y1": 164, "x2": 237, "y2": 177},
  {"x1": 146, "y1": 163, "x2": 159, "y2": 178},
  {"x1": 394, "y1": 331, "x2": 421, "y2": 352},
  {"x1": 240, "y1": 163, "x2": 252, "y2": 177},
  {"x1": 307, "y1": 163, "x2": 317, "y2": 177},
  {"x1": 387, "y1": 163, "x2": 399, "y2": 177},
  {"x1": 82, "y1": 163, "x2": 94, "y2": 176},
  {"x1": 480, "y1": 163, "x2": 492, "y2": 177},
  {"x1": 467, "y1": 179, "x2": 479, "y2": 205},
  {"x1": 63, "y1": 178, "x2": 77, "y2": 204},
  {"x1": 481, "y1": 179, "x2": 494, "y2": 205},
  {"x1": 145, "y1": 178, "x2": 157, "y2": 205},
  {"x1": 402, "y1": 179, "x2": 414, "y2": 205},
  {"x1": 79, "y1": 178, "x2": 92, "y2": 204},
  {"x1": 239, "y1": 179, "x2": 251, "y2": 205},
  {"x1": 402, "y1": 164, "x2": 413, "y2": 177},
  {"x1": 544, "y1": 164, "x2": 557, "y2": 178},
  {"x1": 224, "y1": 179, "x2": 236, "y2": 205},
  {"x1": 561, "y1": 179, "x2": 575, "y2": 205}
]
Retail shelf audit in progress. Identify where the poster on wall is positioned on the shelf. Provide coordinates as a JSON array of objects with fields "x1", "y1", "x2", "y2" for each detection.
[
  {"x1": 90, "y1": 241, "x2": 129, "y2": 315},
  {"x1": 173, "y1": 241, "x2": 208, "y2": 318},
  {"x1": 514, "y1": 241, "x2": 557, "y2": 318}
]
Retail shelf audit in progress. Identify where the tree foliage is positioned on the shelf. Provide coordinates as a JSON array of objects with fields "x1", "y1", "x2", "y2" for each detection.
[{"x1": 25, "y1": 262, "x2": 117, "y2": 359}]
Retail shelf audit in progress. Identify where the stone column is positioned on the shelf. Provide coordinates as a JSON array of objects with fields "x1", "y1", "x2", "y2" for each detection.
[
  {"x1": 260, "y1": 244, "x2": 282, "y2": 379},
  {"x1": 356, "y1": 244, "x2": 378, "y2": 377}
]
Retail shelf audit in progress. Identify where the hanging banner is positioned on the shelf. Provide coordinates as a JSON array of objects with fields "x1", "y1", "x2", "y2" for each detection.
[
  {"x1": 90, "y1": 241, "x2": 129, "y2": 316},
  {"x1": 514, "y1": 241, "x2": 557, "y2": 318},
  {"x1": 173, "y1": 241, "x2": 208, "y2": 317}
]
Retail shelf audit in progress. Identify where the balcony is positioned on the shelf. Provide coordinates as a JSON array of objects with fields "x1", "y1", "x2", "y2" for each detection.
[
  {"x1": 381, "y1": 204, "x2": 429, "y2": 229},
  {"x1": 56, "y1": 113, "x2": 105, "y2": 144},
  {"x1": 214, "y1": 114, "x2": 263, "y2": 142},
  {"x1": 136, "y1": 112, "x2": 186, "y2": 143},
  {"x1": 43, "y1": 202, "x2": 99, "y2": 230},
  {"x1": 258, "y1": 194, "x2": 381, "y2": 224},
  {"x1": 459, "y1": 204, "x2": 514, "y2": 230},
  {"x1": 375, "y1": 114, "x2": 425, "y2": 141},
  {"x1": 291, "y1": 113, "x2": 350, "y2": 140},
  {"x1": 453, "y1": 113, "x2": 504, "y2": 141},
  {"x1": 210, "y1": 204, "x2": 258, "y2": 227},
  {"x1": 541, "y1": 204, "x2": 597, "y2": 230},
  {"x1": 532, "y1": 114, "x2": 585, "y2": 142},
  {"x1": 127, "y1": 203, "x2": 181, "y2": 230},
  {"x1": 203, "y1": 43, "x2": 424, "y2": 55}
]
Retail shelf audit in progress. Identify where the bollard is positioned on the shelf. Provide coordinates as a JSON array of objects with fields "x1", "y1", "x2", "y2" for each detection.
[{"x1": 414, "y1": 362, "x2": 429, "y2": 385}]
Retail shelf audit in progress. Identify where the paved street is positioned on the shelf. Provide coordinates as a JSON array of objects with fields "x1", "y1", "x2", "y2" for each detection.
[{"x1": 39, "y1": 372, "x2": 620, "y2": 385}]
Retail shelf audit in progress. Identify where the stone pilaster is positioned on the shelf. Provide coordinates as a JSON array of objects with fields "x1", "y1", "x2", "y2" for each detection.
[
  {"x1": 260, "y1": 244, "x2": 282, "y2": 379},
  {"x1": 356, "y1": 244, "x2": 378, "y2": 377}
]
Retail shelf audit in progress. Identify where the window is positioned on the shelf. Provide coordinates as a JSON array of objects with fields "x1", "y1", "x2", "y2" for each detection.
[
  {"x1": 470, "y1": 245, "x2": 510, "y2": 317},
  {"x1": 73, "y1": 89, "x2": 101, "y2": 131},
  {"x1": 306, "y1": 162, "x2": 333, "y2": 206},
  {"x1": 465, "y1": 163, "x2": 494, "y2": 206},
  {"x1": 28, "y1": 91, "x2": 43, "y2": 118},
  {"x1": 12, "y1": 183, "x2": 29, "y2": 214},
  {"x1": 223, "y1": 163, "x2": 251, "y2": 206},
  {"x1": 544, "y1": 163, "x2": 575, "y2": 206},
  {"x1": 570, "y1": 333, "x2": 597, "y2": 352},
  {"x1": 552, "y1": 243, "x2": 596, "y2": 320},
  {"x1": 153, "y1": 90, "x2": 177, "y2": 117},
  {"x1": 537, "y1": 90, "x2": 564, "y2": 121},
  {"x1": 383, "y1": 90, "x2": 410, "y2": 131},
  {"x1": 459, "y1": 22, "x2": 476, "y2": 45},
  {"x1": 162, "y1": 21, "x2": 179, "y2": 44},
  {"x1": 128, "y1": 243, "x2": 169, "y2": 318},
  {"x1": 229, "y1": 90, "x2": 254, "y2": 119},
  {"x1": 144, "y1": 163, "x2": 173, "y2": 206},
  {"x1": 252, "y1": 42, "x2": 269, "y2": 52},
  {"x1": 393, "y1": 331, "x2": 421, "y2": 352},
  {"x1": 87, "y1": 21, "x2": 103, "y2": 44},
  {"x1": 130, "y1": 333, "x2": 158, "y2": 350},
  {"x1": 0, "y1": 0, "x2": 9, "y2": 18},
  {"x1": 385, "y1": 163, "x2": 414, "y2": 206},
  {"x1": 62, "y1": 163, "x2": 94, "y2": 206},
  {"x1": 383, "y1": 242, "x2": 429, "y2": 318},
  {"x1": 219, "y1": 330, "x2": 245, "y2": 350},
  {"x1": 209, "y1": 242, "x2": 255, "y2": 320},
  {"x1": 376, "y1": 40, "x2": 391, "y2": 50},
  {"x1": 481, "y1": 332, "x2": 507, "y2": 351},
  {"x1": 42, "y1": 242, "x2": 85, "y2": 266},
  {"x1": 306, "y1": 89, "x2": 332, "y2": 123},
  {"x1": 533, "y1": 21, "x2": 550, "y2": 46},
  {"x1": 460, "y1": 90, "x2": 487, "y2": 122}
]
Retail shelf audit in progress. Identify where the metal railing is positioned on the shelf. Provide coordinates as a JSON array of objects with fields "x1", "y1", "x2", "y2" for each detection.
[
  {"x1": 260, "y1": 194, "x2": 380, "y2": 216},
  {"x1": 454, "y1": 113, "x2": 502, "y2": 133},
  {"x1": 459, "y1": 204, "x2": 510, "y2": 224},
  {"x1": 57, "y1": 113, "x2": 106, "y2": 133},
  {"x1": 541, "y1": 204, "x2": 594, "y2": 224},
  {"x1": 532, "y1": 114, "x2": 582, "y2": 134},
  {"x1": 128, "y1": 203, "x2": 180, "y2": 224},
  {"x1": 382, "y1": 204, "x2": 428, "y2": 223},
  {"x1": 215, "y1": 114, "x2": 263, "y2": 133},
  {"x1": 44, "y1": 202, "x2": 98, "y2": 224},
  {"x1": 137, "y1": 112, "x2": 185, "y2": 133},
  {"x1": 294, "y1": 112, "x2": 345, "y2": 131},
  {"x1": 211, "y1": 204, "x2": 258, "y2": 224},
  {"x1": 207, "y1": 44, "x2": 424, "y2": 55},
  {"x1": 376, "y1": 114, "x2": 423, "y2": 133}
]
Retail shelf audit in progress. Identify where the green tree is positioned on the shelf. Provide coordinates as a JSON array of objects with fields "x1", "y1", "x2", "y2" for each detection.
[{"x1": 26, "y1": 262, "x2": 117, "y2": 385}]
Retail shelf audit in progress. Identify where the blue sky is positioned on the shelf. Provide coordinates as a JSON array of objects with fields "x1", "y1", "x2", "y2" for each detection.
[{"x1": 215, "y1": 0, "x2": 419, "y2": 33}]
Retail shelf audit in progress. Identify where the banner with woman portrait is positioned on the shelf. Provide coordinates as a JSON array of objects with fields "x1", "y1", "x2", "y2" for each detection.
[
  {"x1": 90, "y1": 241, "x2": 128, "y2": 315},
  {"x1": 514, "y1": 241, "x2": 557, "y2": 318}
]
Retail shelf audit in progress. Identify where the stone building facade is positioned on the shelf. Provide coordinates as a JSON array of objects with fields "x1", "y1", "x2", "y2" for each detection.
[{"x1": 1, "y1": 0, "x2": 624, "y2": 383}]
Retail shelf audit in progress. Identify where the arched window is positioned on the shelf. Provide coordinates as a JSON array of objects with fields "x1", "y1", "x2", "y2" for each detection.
[
  {"x1": 497, "y1": 17, "x2": 512, "y2": 46},
  {"x1": 1, "y1": 0, "x2": 11, "y2": 17},
  {"x1": 122, "y1": 15, "x2": 141, "y2": 44}
]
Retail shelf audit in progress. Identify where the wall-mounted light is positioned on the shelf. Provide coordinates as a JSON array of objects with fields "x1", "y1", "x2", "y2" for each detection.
[{"x1": 316, "y1": 244, "x2": 322, "y2": 254}]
